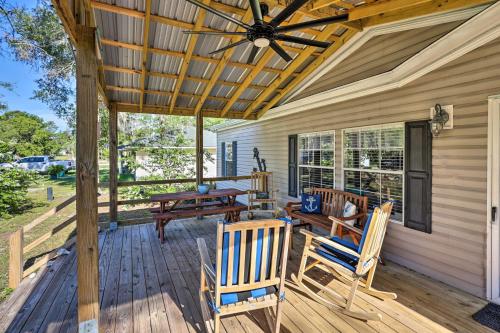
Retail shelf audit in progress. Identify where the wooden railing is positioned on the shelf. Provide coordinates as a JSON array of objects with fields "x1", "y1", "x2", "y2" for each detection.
[
  {"x1": 8, "y1": 175, "x2": 252, "y2": 288},
  {"x1": 8, "y1": 195, "x2": 77, "y2": 289}
]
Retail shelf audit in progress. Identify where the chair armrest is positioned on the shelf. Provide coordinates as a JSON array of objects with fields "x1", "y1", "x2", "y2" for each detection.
[
  {"x1": 312, "y1": 236, "x2": 361, "y2": 259},
  {"x1": 329, "y1": 216, "x2": 363, "y2": 235},
  {"x1": 335, "y1": 212, "x2": 366, "y2": 222},
  {"x1": 197, "y1": 238, "x2": 216, "y2": 285},
  {"x1": 286, "y1": 201, "x2": 301, "y2": 208}
]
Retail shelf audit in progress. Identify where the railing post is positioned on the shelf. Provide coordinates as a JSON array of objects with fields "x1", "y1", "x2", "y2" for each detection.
[
  {"x1": 109, "y1": 103, "x2": 118, "y2": 226},
  {"x1": 9, "y1": 229, "x2": 23, "y2": 289}
]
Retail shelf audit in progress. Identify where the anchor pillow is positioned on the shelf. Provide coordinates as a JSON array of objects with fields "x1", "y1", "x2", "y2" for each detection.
[{"x1": 301, "y1": 193, "x2": 321, "y2": 214}]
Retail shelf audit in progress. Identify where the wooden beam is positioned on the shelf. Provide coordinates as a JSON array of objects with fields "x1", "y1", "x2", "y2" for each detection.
[
  {"x1": 169, "y1": 0, "x2": 210, "y2": 113},
  {"x1": 75, "y1": 24, "x2": 99, "y2": 327},
  {"x1": 109, "y1": 103, "x2": 118, "y2": 223},
  {"x1": 106, "y1": 85, "x2": 252, "y2": 103},
  {"x1": 243, "y1": 24, "x2": 347, "y2": 118},
  {"x1": 139, "y1": 0, "x2": 151, "y2": 112},
  {"x1": 220, "y1": 13, "x2": 304, "y2": 117},
  {"x1": 8, "y1": 229, "x2": 23, "y2": 289},
  {"x1": 362, "y1": 0, "x2": 494, "y2": 27},
  {"x1": 100, "y1": 38, "x2": 285, "y2": 75},
  {"x1": 195, "y1": 111, "x2": 203, "y2": 186},
  {"x1": 115, "y1": 102, "x2": 255, "y2": 119},
  {"x1": 193, "y1": 8, "x2": 254, "y2": 115},
  {"x1": 349, "y1": 0, "x2": 433, "y2": 21},
  {"x1": 256, "y1": 29, "x2": 357, "y2": 118},
  {"x1": 310, "y1": 0, "x2": 354, "y2": 11}
]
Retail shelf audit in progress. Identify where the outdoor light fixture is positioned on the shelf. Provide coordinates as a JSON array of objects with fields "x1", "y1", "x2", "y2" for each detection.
[{"x1": 429, "y1": 104, "x2": 450, "y2": 137}]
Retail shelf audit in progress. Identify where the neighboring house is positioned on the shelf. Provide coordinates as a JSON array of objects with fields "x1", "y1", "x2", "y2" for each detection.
[
  {"x1": 215, "y1": 10, "x2": 500, "y2": 300},
  {"x1": 120, "y1": 127, "x2": 217, "y2": 178}
]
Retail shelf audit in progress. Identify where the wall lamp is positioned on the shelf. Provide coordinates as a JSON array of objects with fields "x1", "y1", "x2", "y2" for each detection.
[{"x1": 429, "y1": 104, "x2": 450, "y2": 137}]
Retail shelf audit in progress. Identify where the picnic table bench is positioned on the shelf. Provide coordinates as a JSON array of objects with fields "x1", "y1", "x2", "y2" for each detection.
[{"x1": 151, "y1": 188, "x2": 247, "y2": 242}]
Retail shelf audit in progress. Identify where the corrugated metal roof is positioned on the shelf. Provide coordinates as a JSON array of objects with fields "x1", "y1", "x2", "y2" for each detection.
[{"x1": 93, "y1": 0, "x2": 359, "y2": 119}]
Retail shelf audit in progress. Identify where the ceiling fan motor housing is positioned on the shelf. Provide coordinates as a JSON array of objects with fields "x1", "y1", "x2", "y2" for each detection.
[{"x1": 247, "y1": 23, "x2": 275, "y2": 47}]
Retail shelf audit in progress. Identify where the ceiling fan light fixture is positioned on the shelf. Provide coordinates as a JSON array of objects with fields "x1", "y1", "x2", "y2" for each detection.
[{"x1": 254, "y1": 37, "x2": 270, "y2": 48}]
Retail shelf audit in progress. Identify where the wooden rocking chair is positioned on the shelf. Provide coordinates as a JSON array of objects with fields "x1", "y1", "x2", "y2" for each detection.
[
  {"x1": 197, "y1": 219, "x2": 291, "y2": 333},
  {"x1": 291, "y1": 202, "x2": 395, "y2": 321}
]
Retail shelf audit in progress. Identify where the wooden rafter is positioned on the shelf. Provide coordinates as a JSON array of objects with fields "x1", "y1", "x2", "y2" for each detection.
[
  {"x1": 170, "y1": 0, "x2": 209, "y2": 113},
  {"x1": 103, "y1": 65, "x2": 266, "y2": 90},
  {"x1": 255, "y1": 29, "x2": 357, "y2": 118},
  {"x1": 220, "y1": 13, "x2": 305, "y2": 117},
  {"x1": 90, "y1": 0, "x2": 336, "y2": 40},
  {"x1": 310, "y1": 0, "x2": 354, "y2": 11},
  {"x1": 349, "y1": 0, "x2": 433, "y2": 21},
  {"x1": 242, "y1": 23, "x2": 345, "y2": 118},
  {"x1": 100, "y1": 38, "x2": 289, "y2": 75},
  {"x1": 116, "y1": 102, "x2": 257, "y2": 119},
  {"x1": 106, "y1": 85, "x2": 253, "y2": 103},
  {"x1": 193, "y1": 8, "x2": 254, "y2": 115},
  {"x1": 139, "y1": 0, "x2": 151, "y2": 112}
]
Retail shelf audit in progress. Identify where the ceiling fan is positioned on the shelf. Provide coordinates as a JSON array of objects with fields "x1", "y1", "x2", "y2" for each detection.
[{"x1": 183, "y1": 0, "x2": 349, "y2": 64}]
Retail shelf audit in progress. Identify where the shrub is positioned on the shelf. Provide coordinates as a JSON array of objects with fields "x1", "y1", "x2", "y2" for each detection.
[
  {"x1": 47, "y1": 164, "x2": 65, "y2": 176},
  {"x1": 0, "y1": 167, "x2": 39, "y2": 218}
]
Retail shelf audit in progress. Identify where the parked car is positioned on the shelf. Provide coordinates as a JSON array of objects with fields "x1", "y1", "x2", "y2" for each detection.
[{"x1": 0, "y1": 156, "x2": 75, "y2": 173}]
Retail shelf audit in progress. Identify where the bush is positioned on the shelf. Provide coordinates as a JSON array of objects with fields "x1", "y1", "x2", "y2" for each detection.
[
  {"x1": 0, "y1": 167, "x2": 39, "y2": 218},
  {"x1": 119, "y1": 175, "x2": 196, "y2": 204},
  {"x1": 47, "y1": 164, "x2": 65, "y2": 176}
]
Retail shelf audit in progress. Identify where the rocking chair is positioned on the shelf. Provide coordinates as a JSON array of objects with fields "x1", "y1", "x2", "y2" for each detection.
[
  {"x1": 197, "y1": 219, "x2": 291, "y2": 333},
  {"x1": 291, "y1": 202, "x2": 395, "y2": 321}
]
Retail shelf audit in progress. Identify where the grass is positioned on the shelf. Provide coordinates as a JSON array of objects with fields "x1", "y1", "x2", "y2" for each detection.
[{"x1": 0, "y1": 166, "x2": 114, "y2": 303}]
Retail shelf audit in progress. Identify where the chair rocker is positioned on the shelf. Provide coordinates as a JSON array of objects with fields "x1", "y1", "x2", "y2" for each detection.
[
  {"x1": 291, "y1": 202, "x2": 395, "y2": 321},
  {"x1": 197, "y1": 219, "x2": 291, "y2": 333}
]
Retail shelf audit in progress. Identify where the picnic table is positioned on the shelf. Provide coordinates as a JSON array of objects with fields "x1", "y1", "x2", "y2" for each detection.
[{"x1": 151, "y1": 188, "x2": 247, "y2": 242}]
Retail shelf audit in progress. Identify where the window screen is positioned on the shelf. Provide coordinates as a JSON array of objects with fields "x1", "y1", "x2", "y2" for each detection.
[
  {"x1": 298, "y1": 131, "x2": 335, "y2": 194},
  {"x1": 343, "y1": 124, "x2": 404, "y2": 222}
]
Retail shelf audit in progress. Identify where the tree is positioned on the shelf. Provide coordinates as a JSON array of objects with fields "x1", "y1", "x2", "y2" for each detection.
[
  {"x1": 0, "y1": 81, "x2": 13, "y2": 111},
  {"x1": 0, "y1": 0, "x2": 76, "y2": 126},
  {"x1": 0, "y1": 167, "x2": 39, "y2": 218},
  {"x1": 0, "y1": 110, "x2": 68, "y2": 161}
]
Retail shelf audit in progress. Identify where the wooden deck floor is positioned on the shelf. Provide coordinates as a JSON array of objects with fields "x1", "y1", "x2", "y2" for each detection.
[{"x1": 0, "y1": 217, "x2": 494, "y2": 333}]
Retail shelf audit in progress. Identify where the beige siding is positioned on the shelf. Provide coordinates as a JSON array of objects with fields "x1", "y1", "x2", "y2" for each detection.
[
  {"x1": 292, "y1": 20, "x2": 464, "y2": 102},
  {"x1": 217, "y1": 38, "x2": 500, "y2": 298}
]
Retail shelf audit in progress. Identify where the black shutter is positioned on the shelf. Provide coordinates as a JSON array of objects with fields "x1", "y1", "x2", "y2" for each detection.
[
  {"x1": 405, "y1": 121, "x2": 432, "y2": 233},
  {"x1": 221, "y1": 142, "x2": 226, "y2": 176},
  {"x1": 232, "y1": 141, "x2": 237, "y2": 176},
  {"x1": 288, "y1": 134, "x2": 298, "y2": 197}
]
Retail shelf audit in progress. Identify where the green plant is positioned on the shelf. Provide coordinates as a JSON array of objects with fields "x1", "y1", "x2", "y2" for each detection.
[
  {"x1": 47, "y1": 164, "x2": 64, "y2": 176},
  {"x1": 0, "y1": 167, "x2": 39, "y2": 218}
]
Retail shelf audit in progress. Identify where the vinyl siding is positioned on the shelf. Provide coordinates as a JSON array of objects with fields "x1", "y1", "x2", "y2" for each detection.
[
  {"x1": 291, "y1": 20, "x2": 465, "y2": 102},
  {"x1": 216, "y1": 37, "x2": 500, "y2": 298}
]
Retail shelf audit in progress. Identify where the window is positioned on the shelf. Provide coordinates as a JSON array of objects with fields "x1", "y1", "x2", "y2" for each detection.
[
  {"x1": 298, "y1": 131, "x2": 335, "y2": 194},
  {"x1": 343, "y1": 124, "x2": 404, "y2": 222},
  {"x1": 222, "y1": 141, "x2": 237, "y2": 177}
]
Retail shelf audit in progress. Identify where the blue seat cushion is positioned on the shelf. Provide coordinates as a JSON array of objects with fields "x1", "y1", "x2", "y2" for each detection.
[
  {"x1": 220, "y1": 286, "x2": 277, "y2": 305},
  {"x1": 315, "y1": 248, "x2": 357, "y2": 272},
  {"x1": 330, "y1": 236, "x2": 358, "y2": 251}
]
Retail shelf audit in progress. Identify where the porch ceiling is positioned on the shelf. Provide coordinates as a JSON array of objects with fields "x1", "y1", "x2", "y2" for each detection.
[{"x1": 57, "y1": 0, "x2": 495, "y2": 119}]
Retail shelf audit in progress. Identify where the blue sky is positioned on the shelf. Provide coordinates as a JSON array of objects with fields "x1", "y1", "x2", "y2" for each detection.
[{"x1": 0, "y1": 0, "x2": 68, "y2": 130}]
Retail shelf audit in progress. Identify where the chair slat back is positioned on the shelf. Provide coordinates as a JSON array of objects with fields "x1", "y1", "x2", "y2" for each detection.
[
  {"x1": 311, "y1": 188, "x2": 368, "y2": 223},
  {"x1": 358, "y1": 202, "x2": 393, "y2": 266},
  {"x1": 216, "y1": 219, "x2": 291, "y2": 298}
]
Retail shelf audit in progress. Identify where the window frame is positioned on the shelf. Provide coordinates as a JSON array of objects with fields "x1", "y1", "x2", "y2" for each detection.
[
  {"x1": 341, "y1": 123, "x2": 405, "y2": 224},
  {"x1": 297, "y1": 130, "x2": 336, "y2": 195}
]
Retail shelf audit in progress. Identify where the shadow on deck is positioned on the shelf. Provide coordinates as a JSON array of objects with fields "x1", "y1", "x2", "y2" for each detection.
[{"x1": 0, "y1": 216, "x2": 493, "y2": 333}]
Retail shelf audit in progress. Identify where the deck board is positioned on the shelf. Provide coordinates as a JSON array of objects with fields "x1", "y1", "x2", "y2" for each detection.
[{"x1": 1, "y1": 217, "x2": 495, "y2": 333}]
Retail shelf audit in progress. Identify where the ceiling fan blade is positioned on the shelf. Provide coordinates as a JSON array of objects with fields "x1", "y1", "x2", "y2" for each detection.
[
  {"x1": 269, "y1": 0, "x2": 309, "y2": 27},
  {"x1": 270, "y1": 41, "x2": 292, "y2": 62},
  {"x1": 248, "y1": 0, "x2": 263, "y2": 23},
  {"x1": 185, "y1": 0, "x2": 252, "y2": 30},
  {"x1": 247, "y1": 45, "x2": 259, "y2": 64},
  {"x1": 275, "y1": 13, "x2": 349, "y2": 33},
  {"x1": 183, "y1": 30, "x2": 248, "y2": 36},
  {"x1": 275, "y1": 34, "x2": 330, "y2": 48},
  {"x1": 209, "y1": 39, "x2": 249, "y2": 55}
]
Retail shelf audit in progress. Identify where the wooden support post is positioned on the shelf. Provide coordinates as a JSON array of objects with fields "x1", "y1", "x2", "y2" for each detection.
[
  {"x1": 75, "y1": 24, "x2": 100, "y2": 328},
  {"x1": 109, "y1": 103, "x2": 118, "y2": 224},
  {"x1": 8, "y1": 229, "x2": 23, "y2": 289},
  {"x1": 196, "y1": 111, "x2": 204, "y2": 186}
]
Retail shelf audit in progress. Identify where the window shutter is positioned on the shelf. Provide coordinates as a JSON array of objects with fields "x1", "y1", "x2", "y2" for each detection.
[
  {"x1": 232, "y1": 141, "x2": 237, "y2": 176},
  {"x1": 404, "y1": 121, "x2": 432, "y2": 233},
  {"x1": 221, "y1": 142, "x2": 226, "y2": 176},
  {"x1": 288, "y1": 134, "x2": 298, "y2": 197}
]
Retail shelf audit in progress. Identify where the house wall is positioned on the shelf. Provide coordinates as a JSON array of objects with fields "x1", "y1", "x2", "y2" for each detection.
[{"x1": 217, "y1": 37, "x2": 500, "y2": 298}]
